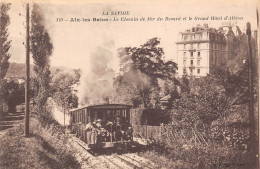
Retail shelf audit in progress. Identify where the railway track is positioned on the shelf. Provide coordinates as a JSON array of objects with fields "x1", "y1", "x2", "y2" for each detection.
[
  {"x1": 74, "y1": 137, "x2": 154, "y2": 169},
  {"x1": 122, "y1": 154, "x2": 154, "y2": 169}
]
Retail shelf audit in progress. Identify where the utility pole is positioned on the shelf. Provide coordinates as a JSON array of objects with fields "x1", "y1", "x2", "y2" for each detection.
[
  {"x1": 24, "y1": 3, "x2": 30, "y2": 137},
  {"x1": 246, "y1": 22, "x2": 256, "y2": 167}
]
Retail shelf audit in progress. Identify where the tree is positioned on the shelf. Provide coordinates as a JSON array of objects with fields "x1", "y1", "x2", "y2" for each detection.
[
  {"x1": 118, "y1": 37, "x2": 177, "y2": 81},
  {"x1": 0, "y1": 3, "x2": 11, "y2": 115},
  {"x1": 172, "y1": 76, "x2": 231, "y2": 129},
  {"x1": 212, "y1": 32, "x2": 258, "y2": 104},
  {"x1": 2, "y1": 79, "x2": 25, "y2": 113},
  {"x1": 0, "y1": 3, "x2": 11, "y2": 81},
  {"x1": 51, "y1": 70, "x2": 79, "y2": 110},
  {"x1": 114, "y1": 69, "x2": 158, "y2": 108},
  {"x1": 114, "y1": 37, "x2": 178, "y2": 108},
  {"x1": 31, "y1": 4, "x2": 53, "y2": 113}
]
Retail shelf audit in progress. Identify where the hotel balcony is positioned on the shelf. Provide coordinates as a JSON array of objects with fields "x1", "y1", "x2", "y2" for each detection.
[{"x1": 189, "y1": 46, "x2": 196, "y2": 52}]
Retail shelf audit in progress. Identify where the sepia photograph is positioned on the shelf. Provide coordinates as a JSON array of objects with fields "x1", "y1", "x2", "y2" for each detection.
[{"x1": 0, "y1": 0, "x2": 259, "y2": 168}]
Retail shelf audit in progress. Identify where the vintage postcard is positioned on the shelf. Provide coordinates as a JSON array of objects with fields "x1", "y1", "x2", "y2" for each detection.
[{"x1": 0, "y1": 0, "x2": 259, "y2": 168}]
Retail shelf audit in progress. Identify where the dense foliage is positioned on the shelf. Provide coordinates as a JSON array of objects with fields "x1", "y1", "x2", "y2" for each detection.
[
  {"x1": 0, "y1": 3, "x2": 11, "y2": 114},
  {"x1": 114, "y1": 37, "x2": 178, "y2": 108},
  {"x1": 172, "y1": 75, "x2": 230, "y2": 128},
  {"x1": 0, "y1": 3, "x2": 11, "y2": 81},
  {"x1": 1, "y1": 79, "x2": 25, "y2": 112},
  {"x1": 51, "y1": 69, "x2": 80, "y2": 110},
  {"x1": 137, "y1": 28, "x2": 258, "y2": 168},
  {"x1": 31, "y1": 4, "x2": 53, "y2": 113}
]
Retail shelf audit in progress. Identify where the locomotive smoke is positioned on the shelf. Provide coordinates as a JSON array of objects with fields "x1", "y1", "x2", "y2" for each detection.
[{"x1": 78, "y1": 37, "x2": 117, "y2": 106}]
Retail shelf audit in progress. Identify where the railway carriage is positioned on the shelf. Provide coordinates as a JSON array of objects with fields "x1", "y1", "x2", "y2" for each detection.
[{"x1": 69, "y1": 104, "x2": 133, "y2": 150}]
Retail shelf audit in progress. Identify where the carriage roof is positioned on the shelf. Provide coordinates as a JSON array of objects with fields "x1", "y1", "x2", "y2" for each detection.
[{"x1": 70, "y1": 104, "x2": 132, "y2": 112}]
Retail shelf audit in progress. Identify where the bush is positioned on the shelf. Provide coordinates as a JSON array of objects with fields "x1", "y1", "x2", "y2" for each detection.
[{"x1": 142, "y1": 137, "x2": 252, "y2": 169}]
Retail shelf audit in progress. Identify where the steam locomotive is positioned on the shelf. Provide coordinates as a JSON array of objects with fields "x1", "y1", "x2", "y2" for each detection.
[{"x1": 69, "y1": 104, "x2": 133, "y2": 151}]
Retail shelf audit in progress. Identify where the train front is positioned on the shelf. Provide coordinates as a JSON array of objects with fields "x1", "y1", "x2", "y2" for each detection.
[{"x1": 70, "y1": 104, "x2": 133, "y2": 152}]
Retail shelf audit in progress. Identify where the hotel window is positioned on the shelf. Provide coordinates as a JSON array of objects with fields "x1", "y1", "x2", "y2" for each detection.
[
  {"x1": 197, "y1": 34, "x2": 201, "y2": 40},
  {"x1": 183, "y1": 60, "x2": 186, "y2": 66},
  {"x1": 211, "y1": 53, "x2": 214, "y2": 64},
  {"x1": 197, "y1": 43, "x2": 200, "y2": 49},
  {"x1": 215, "y1": 52, "x2": 217, "y2": 64},
  {"x1": 183, "y1": 52, "x2": 186, "y2": 57},
  {"x1": 197, "y1": 69, "x2": 200, "y2": 74},
  {"x1": 183, "y1": 69, "x2": 187, "y2": 74},
  {"x1": 197, "y1": 60, "x2": 200, "y2": 66},
  {"x1": 184, "y1": 44, "x2": 186, "y2": 49},
  {"x1": 190, "y1": 60, "x2": 193, "y2": 65},
  {"x1": 198, "y1": 52, "x2": 200, "y2": 57},
  {"x1": 190, "y1": 52, "x2": 193, "y2": 57}
]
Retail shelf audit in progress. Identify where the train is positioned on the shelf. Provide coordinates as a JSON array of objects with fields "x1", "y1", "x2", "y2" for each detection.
[{"x1": 69, "y1": 104, "x2": 133, "y2": 151}]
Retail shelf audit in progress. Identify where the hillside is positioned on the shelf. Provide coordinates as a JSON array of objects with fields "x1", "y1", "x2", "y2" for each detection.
[
  {"x1": 5, "y1": 62, "x2": 79, "y2": 78},
  {"x1": 5, "y1": 63, "x2": 34, "y2": 78}
]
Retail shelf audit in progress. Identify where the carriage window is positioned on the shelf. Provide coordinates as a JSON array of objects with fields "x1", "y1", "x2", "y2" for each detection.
[
  {"x1": 86, "y1": 110, "x2": 89, "y2": 123},
  {"x1": 79, "y1": 111, "x2": 81, "y2": 122},
  {"x1": 82, "y1": 110, "x2": 84, "y2": 123},
  {"x1": 84, "y1": 109, "x2": 86, "y2": 123},
  {"x1": 90, "y1": 110, "x2": 95, "y2": 122},
  {"x1": 81, "y1": 111, "x2": 84, "y2": 123},
  {"x1": 97, "y1": 110, "x2": 103, "y2": 121},
  {"x1": 123, "y1": 109, "x2": 126, "y2": 117},
  {"x1": 106, "y1": 110, "x2": 113, "y2": 122},
  {"x1": 126, "y1": 109, "x2": 130, "y2": 123}
]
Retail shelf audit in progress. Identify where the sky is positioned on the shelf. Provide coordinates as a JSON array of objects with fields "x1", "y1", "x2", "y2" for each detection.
[{"x1": 7, "y1": 0, "x2": 258, "y2": 71}]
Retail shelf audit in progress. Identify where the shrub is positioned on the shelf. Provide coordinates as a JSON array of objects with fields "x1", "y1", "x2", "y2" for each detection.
[{"x1": 142, "y1": 137, "x2": 252, "y2": 169}]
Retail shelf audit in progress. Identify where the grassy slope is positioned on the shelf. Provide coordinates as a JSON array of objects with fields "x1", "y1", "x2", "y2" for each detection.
[{"x1": 0, "y1": 117, "x2": 80, "y2": 169}]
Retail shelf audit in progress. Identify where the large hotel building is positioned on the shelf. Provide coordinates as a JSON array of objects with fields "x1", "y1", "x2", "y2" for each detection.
[{"x1": 175, "y1": 24, "x2": 234, "y2": 77}]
